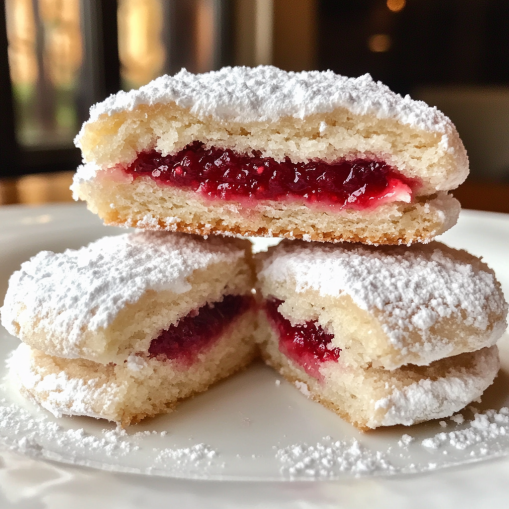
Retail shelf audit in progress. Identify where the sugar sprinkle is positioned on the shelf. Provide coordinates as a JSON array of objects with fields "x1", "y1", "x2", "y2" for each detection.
[{"x1": 276, "y1": 437, "x2": 395, "y2": 478}]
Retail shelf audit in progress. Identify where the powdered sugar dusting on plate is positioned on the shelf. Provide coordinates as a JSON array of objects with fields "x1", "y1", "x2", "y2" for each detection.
[
  {"x1": 0, "y1": 400, "x2": 139, "y2": 460},
  {"x1": 275, "y1": 406, "x2": 509, "y2": 479},
  {"x1": 421, "y1": 407, "x2": 509, "y2": 451},
  {"x1": 155, "y1": 443, "x2": 219, "y2": 467},
  {"x1": 0, "y1": 397, "x2": 221, "y2": 475},
  {"x1": 0, "y1": 232, "x2": 246, "y2": 357},
  {"x1": 276, "y1": 437, "x2": 396, "y2": 478}
]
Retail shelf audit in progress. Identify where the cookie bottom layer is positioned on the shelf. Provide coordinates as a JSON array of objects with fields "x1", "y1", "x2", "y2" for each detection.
[
  {"x1": 73, "y1": 171, "x2": 460, "y2": 245},
  {"x1": 13, "y1": 311, "x2": 257, "y2": 427},
  {"x1": 256, "y1": 314, "x2": 500, "y2": 430}
]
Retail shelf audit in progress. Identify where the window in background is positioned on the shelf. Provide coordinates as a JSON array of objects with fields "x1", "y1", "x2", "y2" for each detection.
[
  {"x1": 118, "y1": 0, "x2": 230, "y2": 90},
  {"x1": 118, "y1": 0, "x2": 165, "y2": 90},
  {"x1": 5, "y1": 0, "x2": 82, "y2": 148},
  {"x1": 0, "y1": 0, "x2": 234, "y2": 180},
  {"x1": 1, "y1": 0, "x2": 119, "y2": 178}
]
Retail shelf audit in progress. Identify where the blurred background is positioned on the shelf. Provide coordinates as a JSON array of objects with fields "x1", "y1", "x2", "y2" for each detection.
[{"x1": 0, "y1": 0, "x2": 508, "y2": 211}]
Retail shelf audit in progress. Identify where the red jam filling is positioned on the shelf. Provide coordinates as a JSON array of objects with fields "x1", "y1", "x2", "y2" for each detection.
[
  {"x1": 148, "y1": 294, "x2": 251, "y2": 366},
  {"x1": 265, "y1": 298, "x2": 340, "y2": 380},
  {"x1": 124, "y1": 142, "x2": 414, "y2": 210}
]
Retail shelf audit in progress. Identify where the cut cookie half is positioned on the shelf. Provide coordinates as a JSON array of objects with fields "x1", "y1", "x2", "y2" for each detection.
[
  {"x1": 256, "y1": 311, "x2": 500, "y2": 430},
  {"x1": 13, "y1": 304, "x2": 256, "y2": 426},
  {"x1": 72, "y1": 66, "x2": 468, "y2": 245},
  {"x1": 1, "y1": 232, "x2": 255, "y2": 364},
  {"x1": 256, "y1": 240, "x2": 507, "y2": 370}
]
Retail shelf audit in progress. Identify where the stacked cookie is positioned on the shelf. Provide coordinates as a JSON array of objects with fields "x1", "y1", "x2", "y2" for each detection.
[
  {"x1": 2, "y1": 233, "x2": 257, "y2": 426},
  {"x1": 2, "y1": 66, "x2": 507, "y2": 429},
  {"x1": 255, "y1": 241, "x2": 505, "y2": 429}
]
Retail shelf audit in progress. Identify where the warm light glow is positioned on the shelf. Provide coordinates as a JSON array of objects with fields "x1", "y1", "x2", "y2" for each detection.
[
  {"x1": 118, "y1": 0, "x2": 165, "y2": 88},
  {"x1": 5, "y1": 0, "x2": 82, "y2": 86},
  {"x1": 195, "y1": 0, "x2": 215, "y2": 73},
  {"x1": 255, "y1": 0, "x2": 273, "y2": 65},
  {"x1": 387, "y1": 0, "x2": 406, "y2": 13},
  {"x1": 368, "y1": 34, "x2": 392, "y2": 53}
]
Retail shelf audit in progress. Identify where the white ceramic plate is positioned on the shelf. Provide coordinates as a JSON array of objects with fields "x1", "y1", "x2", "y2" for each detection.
[{"x1": 0, "y1": 204, "x2": 508, "y2": 507}]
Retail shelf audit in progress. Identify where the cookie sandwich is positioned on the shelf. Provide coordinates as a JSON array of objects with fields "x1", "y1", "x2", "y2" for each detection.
[
  {"x1": 2, "y1": 232, "x2": 257, "y2": 426},
  {"x1": 255, "y1": 240, "x2": 507, "y2": 429},
  {"x1": 72, "y1": 66, "x2": 467, "y2": 245}
]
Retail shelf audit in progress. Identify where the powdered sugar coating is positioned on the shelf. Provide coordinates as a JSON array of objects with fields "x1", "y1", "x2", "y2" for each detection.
[
  {"x1": 373, "y1": 346, "x2": 500, "y2": 427},
  {"x1": 259, "y1": 240, "x2": 508, "y2": 358},
  {"x1": 70, "y1": 162, "x2": 100, "y2": 199},
  {"x1": 12, "y1": 344, "x2": 122, "y2": 420},
  {"x1": 77, "y1": 66, "x2": 464, "y2": 163},
  {"x1": 1, "y1": 232, "x2": 246, "y2": 354},
  {"x1": 84, "y1": 67, "x2": 454, "y2": 134}
]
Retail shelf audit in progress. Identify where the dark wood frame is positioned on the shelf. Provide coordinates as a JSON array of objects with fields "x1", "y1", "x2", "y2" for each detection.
[{"x1": 0, "y1": 0, "x2": 18, "y2": 178}]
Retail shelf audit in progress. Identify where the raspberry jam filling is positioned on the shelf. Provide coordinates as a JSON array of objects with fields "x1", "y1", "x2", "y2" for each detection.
[
  {"x1": 148, "y1": 294, "x2": 252, "y2": 366},
  {"x1": 265, "y1": 298, "x2": 341, "y2": 380},
  {"x1": 124, "y1": 142, "x2": 414, "y2": 210}
]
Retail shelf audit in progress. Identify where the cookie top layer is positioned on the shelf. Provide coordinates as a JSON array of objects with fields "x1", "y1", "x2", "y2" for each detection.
[
  {"x1": 1, "y1": 232, "x2": 247, "y2": 344},
  {"x1": 84, "y1": 66, "x2": 456, "y2": 136},
  {"x1": 258, "y1": 240, "x2": 508, "y2": 350}
]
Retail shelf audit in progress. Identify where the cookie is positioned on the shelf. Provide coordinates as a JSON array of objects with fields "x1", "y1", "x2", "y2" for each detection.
[
  {"x1": 254, "y1": 239, "x2": 506, "y2": 429},
  {"x1": 72, "y1": 66, "x2": 467, "y2": 245}
]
